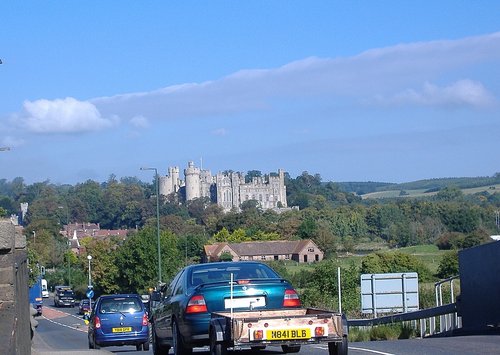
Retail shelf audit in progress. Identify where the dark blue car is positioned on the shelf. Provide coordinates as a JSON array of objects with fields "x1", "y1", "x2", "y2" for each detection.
[{"x1": 88, "y1": 294, "x2": 150, "y2": 351}]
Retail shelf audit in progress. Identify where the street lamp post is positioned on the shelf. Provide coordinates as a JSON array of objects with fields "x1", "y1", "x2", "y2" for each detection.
[
  {"x1": 67, "y1": 241, "x2": 72, "y2": 286},
  {"x1": 87, "y1": 255, "x2": 92, "y2": 309},
  {"x1": 32, "y1": 231, "x2": 36, "y2": 244},
  {"x1": 140, "y1": 167, "x2": 162, "y2": 284}
]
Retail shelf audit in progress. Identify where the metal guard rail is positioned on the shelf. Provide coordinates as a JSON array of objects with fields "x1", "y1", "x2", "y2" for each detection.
[{"x1": 348, "y1": 302, "x2": 457, "y2": 327}]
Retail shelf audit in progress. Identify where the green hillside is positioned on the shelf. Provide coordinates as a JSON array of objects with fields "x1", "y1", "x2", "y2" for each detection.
[{"x1": 336, "y1": 174, "x2": 500, "y2": 199}]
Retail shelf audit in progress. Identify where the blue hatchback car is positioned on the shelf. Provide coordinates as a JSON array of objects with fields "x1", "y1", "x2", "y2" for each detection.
[{"x1": 88, "y1": 294, "x2": 150, "y2": 351}]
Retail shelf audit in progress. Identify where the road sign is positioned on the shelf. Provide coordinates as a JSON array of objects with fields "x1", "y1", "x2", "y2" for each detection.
[{"x1": 86, "y1": 289, "x2": 94, "y2": 299}]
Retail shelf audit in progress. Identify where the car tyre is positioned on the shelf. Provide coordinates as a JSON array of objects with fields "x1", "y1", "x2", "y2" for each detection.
[
  {"x1": 328, "y1": 336, "x2": 348, "y2": 355},
  {"x1": 281, "y1": 345, "x2": 301, "y2": 353},
  {"x1": 209, "y1": 327, "x2": 227, "y2": 355},
  {"x1": 136, "y1": 344, "x2": 142, "y2": 351},
  {"x1": 172, "y1": 321, "x2": 193, "y2": 355},
  {"x1": 251, "y1": 346, "x2": 266, "y2": 352},
  {"x1": 143, "y1": 341, "x2": 150, "y2": 351},
  {"x1": 152, "y1": 324, "x2": 169, "y2": 355}
]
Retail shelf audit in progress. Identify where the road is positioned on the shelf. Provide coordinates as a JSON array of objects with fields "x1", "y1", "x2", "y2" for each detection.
[{"x1": 32, "y1": 298, "x2": 500, "y2": 355}]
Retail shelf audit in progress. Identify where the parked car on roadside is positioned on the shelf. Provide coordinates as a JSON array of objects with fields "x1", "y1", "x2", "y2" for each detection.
[
  {"x1": 149, "y1": 261, "x2": 301, "y2": 354},
  {"x1": 88, "y1": 294, "x2": 149, "y2": 351}
]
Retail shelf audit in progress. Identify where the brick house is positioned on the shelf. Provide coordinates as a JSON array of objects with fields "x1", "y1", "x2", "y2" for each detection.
[{"x1": 203, "y1": 239, "x2": 324, "y2": 263}]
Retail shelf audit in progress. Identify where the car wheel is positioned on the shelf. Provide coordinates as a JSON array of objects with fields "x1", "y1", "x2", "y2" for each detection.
[
  {"x1": 328, "y1": 336, "x2": 348, "y2": 355},
  {"x1": 251, "y1": 346, "x2": 266, "y2": 351},
  {"x1": 152, "y1": 323, "x2": 169, "y2": 355},
  {"x1": 209, "y1": 327, "x2": 227, "y2": 355},
  {"x1": 143, "y1": 341, "x2": 150, "y2": 351},
  {"x1": 172, "y1": 320, "x2": 193, "y2": 355},
  {"x1": 281, "y1": 345, "x2": 300, "y2": 353},
  {"x1": 136, "y1": 344, "x2": 142, "y2": 351}
]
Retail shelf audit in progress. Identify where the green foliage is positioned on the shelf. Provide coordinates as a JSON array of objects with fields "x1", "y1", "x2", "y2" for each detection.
[
  {"x1": 361, "y1": 251, "x2": 433, "y2": 282},
  {"x1": 27, "y1": 248, "x2": 40, "y2": 287},
  {"x1": 0, "y1": 206, "x2": 6, "y2": 217},
  {"x1": 219, "y1": 251, "x2": 233, "y2": 262},
  {"x1": 437, "y1": 250, "x2": 459, "y2": 279},
  {"x1": 369, "y1": 323, "x2": 415, "y2": 340},
  {"x1": 115, "y1": 227, "x2": 182, "y2": 293},
  {"x1": 300, "y1": 259, "x2": 360, "y2": 314}
]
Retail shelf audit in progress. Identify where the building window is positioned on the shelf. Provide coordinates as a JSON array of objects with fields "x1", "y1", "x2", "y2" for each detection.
[
  {"x1": 261, "y1": 255, "x2": 266, "y2": 260},
  {"x1": 308, "y1": 247, "x2": 314, "y2": 252},
  {"x1": 285, "y1": 255, "x2": 290, "y2": 260}
]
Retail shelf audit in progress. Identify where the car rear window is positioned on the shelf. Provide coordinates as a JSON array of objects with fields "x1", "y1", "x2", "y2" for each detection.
[
  {"x1": 190, "y1": 264, "x2": 280, "y2": 286},
  {"x1": 99, "y1": 297, "x2": 143, "y2": 314}
]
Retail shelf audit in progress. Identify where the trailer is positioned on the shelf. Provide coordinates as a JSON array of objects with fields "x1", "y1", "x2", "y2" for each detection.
[{"x1": 209, "y1": 308, "x2": 348, "y2": 355}]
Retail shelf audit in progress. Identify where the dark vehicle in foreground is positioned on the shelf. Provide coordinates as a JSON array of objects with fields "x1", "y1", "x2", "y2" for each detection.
[
  {"x1": 88, "y1": 294, "x2": 149, "y2": 351},
  {"x1": 54, "y1": 285, "x2": 75, "y2": 308},
  {"x1": 150, "y1": 261, "x2": 307, "y2": 355},
  {"x1": 78, "y1": 299, "x2": 91, "y2": 315}
]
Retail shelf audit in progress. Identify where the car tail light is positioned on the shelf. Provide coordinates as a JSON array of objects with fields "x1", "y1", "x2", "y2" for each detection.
[
  {"x1": 315, "y1": 326, "x2": 325, "y2": 337},
  {"x1": 95, "y1": 316, "x2": 101, "y2": 329},
  {"x1": 186, "y1": 295, "x2": 208, "y2": 314},
  {"x1": 253, "y1": 330, "x2": 264, "y2": 340},
  {"x1": 283, "y1": 289, "x2": 301, "y2": 307},
  {"x1": 142, "y1": 313, "x2": 148, "y2": 326}
]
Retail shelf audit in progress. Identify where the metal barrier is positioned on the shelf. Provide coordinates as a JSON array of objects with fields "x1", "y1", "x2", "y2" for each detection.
[{"x1": 349, "y1": 276, "x2": 462, "y2": 337}]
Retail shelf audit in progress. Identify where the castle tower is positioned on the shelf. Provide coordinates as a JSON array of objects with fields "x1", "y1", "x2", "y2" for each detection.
[
  {"x1": 185, "y1": 161, "x2": 201, "y2": 201},
  {"x1": 159, "y1": 166, "x2": 182, "y2": 196},
  {"x1": 278, "y1": 169, "x2": 287, "y2": 207}
]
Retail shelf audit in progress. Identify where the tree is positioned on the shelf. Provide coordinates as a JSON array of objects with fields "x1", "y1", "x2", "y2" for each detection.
[
  {"x1": 361, "y1": 251, "x2": 433, "y2": 282},
  {"x1": 436, "y1": 250, "x2": 459, "y2": 279},
  {"x1": 115, "y1": 227, "x2": 182, "y2": 293},
  {"x1": 82, "y1": 238, "x2": 121, "y2": 294}
]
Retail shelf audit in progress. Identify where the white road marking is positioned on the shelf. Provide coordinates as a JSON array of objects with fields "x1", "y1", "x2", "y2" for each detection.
[
  {"x1": 349, "y1": 346, "x2": 397, "y2": 355},
  {"x1": 42, "y1": 315, "x2": 88, "y2": 333},
  {"x1": 313, "y1": 344, "x2": 396, "y2": 355}
]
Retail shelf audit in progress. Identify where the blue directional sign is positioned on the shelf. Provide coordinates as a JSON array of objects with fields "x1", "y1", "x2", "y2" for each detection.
[{"x1": 86, "y1": 288, "x2": 94, "y2": 299}]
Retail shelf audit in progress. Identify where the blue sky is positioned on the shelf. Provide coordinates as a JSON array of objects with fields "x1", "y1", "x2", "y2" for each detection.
[{"x1": 1, "y1": 1, "x2": 499, "y2": 184}]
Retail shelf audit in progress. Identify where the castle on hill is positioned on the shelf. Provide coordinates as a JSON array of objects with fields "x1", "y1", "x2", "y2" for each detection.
[{"x1": 158, "y1": 161, "x2": 288, "y2": 212}]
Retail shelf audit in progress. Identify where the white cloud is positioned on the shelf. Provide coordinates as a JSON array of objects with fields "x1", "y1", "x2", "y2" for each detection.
[
  {"x1": 11, "y1": 32, "x2": 500, "y2": 134},
  {"x1": 14, "y1": 97, "x2": 116, "y2": 133},
  {"x1": 90, "y1": 32, "x2": 500, "y2": 121},
  {"x1": 211, "y1": 128, "x2": 227, "y2": 136},
  {"x1": 130, "y1": 115, "x2": 150, "y2": 128},
  {"x1": 372, "y1": 80, "x2": 496, "y2": 108}
]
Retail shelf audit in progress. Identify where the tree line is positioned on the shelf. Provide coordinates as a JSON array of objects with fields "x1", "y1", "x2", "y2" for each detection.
[{"x1": 1, "y1": 172, "x2": 499, "y2": 316}]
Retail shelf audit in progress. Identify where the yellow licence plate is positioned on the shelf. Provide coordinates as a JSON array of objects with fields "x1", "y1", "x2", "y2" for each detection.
[
  {"x1": 266, "y1": 328, "x2": 311, "y2": 340},
  {"x1": 112, "y1": 327, "x2": 132, "y2": 333}
]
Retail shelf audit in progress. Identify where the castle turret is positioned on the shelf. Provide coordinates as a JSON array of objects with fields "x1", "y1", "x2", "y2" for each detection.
[
  {"x1": 159, "y1": 166, "x2": 182, "y2": 196},
  {"x1": 185, "y1": 161, "x2": 201, "y2": 201}
]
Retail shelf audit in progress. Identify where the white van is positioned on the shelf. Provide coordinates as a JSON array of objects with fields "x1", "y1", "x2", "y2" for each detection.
[{"x1": 41, "y1": 279, "x2": 49, "y2": 298}]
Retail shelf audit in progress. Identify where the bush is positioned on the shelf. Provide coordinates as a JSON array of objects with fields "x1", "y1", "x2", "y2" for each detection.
[
  {"x1": 369, "y1": 323, "x2": 415, "y2": 340},
  {"x1": 436, "y1": 250, "x2": 459, "y2": 279}
]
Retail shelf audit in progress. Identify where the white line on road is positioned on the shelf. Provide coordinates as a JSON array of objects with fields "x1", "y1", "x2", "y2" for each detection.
[
  {"x1": 349, "y1": 346, "x2": 397, "y2": 355},
  {"x1": 313, "y1": 345, "x2": 396, "y2": 355},
  {"x1": 41, "y1": 316, "x2": 87, "y2": 333}
]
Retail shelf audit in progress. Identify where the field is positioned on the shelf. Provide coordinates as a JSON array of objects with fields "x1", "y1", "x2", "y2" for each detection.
[
  {"x1": 283, "y1": 244, "x2": 446, "y2": 276},
  {"x1": 361, "y1": 183, "x2": 500, "y2": 200}
]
